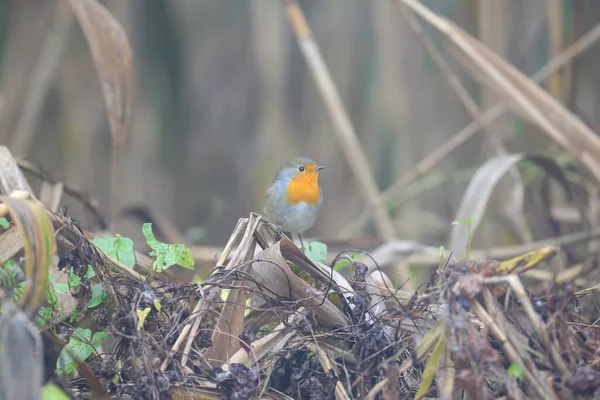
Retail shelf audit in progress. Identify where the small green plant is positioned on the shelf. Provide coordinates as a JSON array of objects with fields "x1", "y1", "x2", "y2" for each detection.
[
  {"x1": 56, "y1": 328, "x2": 109, "y2": 374},
  {"x1": 142, "y1": 223, "x2": 195, "y2": 272},
  {"x1": 507, "y1": 363, "x2": 524, "y2": 381},
  {"x1": 437, "y1": 246, "x2": 445, "y2": 272},
  {"x1": 86, "y1": 283, "x2": 107, "y2": 310},
  {"x1": 452, "y1": 216, "x2": 475, "y2": 261},
  {"x1": 92, "y1": 234, "x2": 136, "y2": 269},
  {"x1": 0, "y1": 217, "x2": 9, "y2": 229},
  {"x1": 42, "y1": 383, "x2": 70, "y2": 400},
  {"x1": 332, "y1": 253, "x2": 360, "y2": 272},
  {"x1": 0, "y1": 259, "x2": 24, "y2": 301},
  {"x1": 304, "y1": 241, "x2": 327, "y2": 265}
]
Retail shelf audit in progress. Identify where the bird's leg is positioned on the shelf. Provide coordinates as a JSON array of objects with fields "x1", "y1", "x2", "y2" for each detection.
[{"x1": 297, "y1": 233, "x2": 306, "y2": 253}]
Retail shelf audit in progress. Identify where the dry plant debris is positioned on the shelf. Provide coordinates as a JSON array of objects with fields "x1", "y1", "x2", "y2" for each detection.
[
  {"x1": 0, "y1": 141, "x2": 600, "y2": 399},
  {"x1": 3, "y1": 0, "x2": 600, "y2": 398}
]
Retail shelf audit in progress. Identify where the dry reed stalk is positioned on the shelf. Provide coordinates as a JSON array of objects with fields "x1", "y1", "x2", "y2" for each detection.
[
  {"x1": 354, "y1": 17, "x2": 600, "y2": 233},
  {"x1": 282, "y1": 0, "x2": 397, "y2": 241}
]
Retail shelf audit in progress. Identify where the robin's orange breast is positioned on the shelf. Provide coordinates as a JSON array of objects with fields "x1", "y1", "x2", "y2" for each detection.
[{"x1": 285, "y1": 170, "x2": 321, "y2": 206}]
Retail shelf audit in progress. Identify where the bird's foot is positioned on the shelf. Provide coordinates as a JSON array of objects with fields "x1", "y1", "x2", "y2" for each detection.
[{"x1": 298, "y1": 233, "x2": 306, "y2": 254}]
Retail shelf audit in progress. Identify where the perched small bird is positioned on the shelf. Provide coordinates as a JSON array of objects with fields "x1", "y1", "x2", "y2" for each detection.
[{"x1": 264, "y1": 157, "x2": 324, "y2": 249}]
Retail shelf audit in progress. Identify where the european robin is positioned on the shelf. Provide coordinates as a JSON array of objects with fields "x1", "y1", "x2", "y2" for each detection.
[{"x1": 264, "y1": 157, "x2": 324, "y2": 249}]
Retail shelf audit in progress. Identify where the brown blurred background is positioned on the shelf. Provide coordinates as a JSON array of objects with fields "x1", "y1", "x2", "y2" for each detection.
[{"x1": 0, "y1": 0, "x2": 598, "y2": 255}]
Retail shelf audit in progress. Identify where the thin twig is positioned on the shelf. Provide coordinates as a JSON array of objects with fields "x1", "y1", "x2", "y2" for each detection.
[
  {"x1": 159, "y1": 323, "x2": 191, "y2": 373},
  {"x1": 397, "y1": 3, "x2": 530, "y2": 243}
]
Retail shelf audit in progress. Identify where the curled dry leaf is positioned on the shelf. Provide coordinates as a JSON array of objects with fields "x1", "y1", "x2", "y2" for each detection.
[
  {"x1": 0, "y1": 195, "x2": 57, "y2": 312},
  {"x1": 252, "y1": 241, "x2": 349, "y2": 328},
  {"x1": 67, "y1": 0, "x2": 133, "y2": 146},
  {"x1": 450, "y1": 154, "x2": 575, "y2": 259},
  {"x1": 366, "y1": 270, "x2": 393, "y2": 318},
  {"x1": 68, "y1": 0, "x2": 133, "y2": 220},
  {"x1": 280, "y1": 238, "x2": 352, "y2": 311}
]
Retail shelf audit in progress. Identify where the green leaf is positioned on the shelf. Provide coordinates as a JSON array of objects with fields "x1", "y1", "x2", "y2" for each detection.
[
  {"x1": 85, "y1": 283, "x2": 106, "y2": 310},
  {"x1": 56, "y1": 328, "x2": 108, "y2": 374},
  {"x1": 35, "y1": 306, "x2": 53, "y2": 327},
  {"x1": 92, "y1": 234, "x2": 136, "y2": 268},
  {"x1": 152, "y1": 298, "x2": 161, "y2": 312},
  {"x1": 70, "y1": 304, "x2": 78, "y2": 324},
  {"x1": 42, "y1": 383, "x2": 71, "y2": 400},
  {"x1": 142, "y1": 223, "x2": 195, "y2": 272},
  {"x1": 507, "y1": 363, "x2": 524, "y2": 381},
  {"x1": 69, "y1": 271, "x2": 81, "y2": 289},
  {"x1": 12, "y1": 282, "x2": 24, "y2": 302},
  {"x1": 53, "y1": 283, "x2": 69, "y2": 294},
  {"x1": 0, "y1": 217, "x2": 9, "y2": 229},
  {"x1": 304, "y1": 241, "x2": 327, "y2": 264},
  {"x1": 91, "y1": 331, "x2": 109, "y2": 346},
  {"x1": 333, "y1": 253, "x2": 360, "y2": 272},
  {"x1": 452, "y1": 216, "x2": 475, "y2": 225},
  {"x1": 46, "y1": 287, "x2": 58, "y2": 306},
  {"x1": 85, "y1": 265, "x2": 95, "y2": 279},
  {"x1": 4, "y1": 259, "x2": 16, "y2": 268},
  {"x1": 220, "y1": 288, "x2": 230, "y2": 302},
  {"x1": 415, "y1": 335, "x2": 446, "y2": 399},
  {"x1": 136, "y1": 307, "x2": 151, "y2": 330},
  {"x1": 0, "y1": 259, "x2": 22, "y2": 288}
]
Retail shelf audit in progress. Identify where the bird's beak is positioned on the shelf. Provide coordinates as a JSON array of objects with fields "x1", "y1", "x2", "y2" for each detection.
[{"x1": 315, "y1": 165, "x2": 325, "y2": 171}]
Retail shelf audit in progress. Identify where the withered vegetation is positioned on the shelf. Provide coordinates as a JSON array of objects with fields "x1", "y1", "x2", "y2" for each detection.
[
  {"x1": 1, "y1": 144, "x2": 600, "y2": 399},
  {"x1": 3, "y1": 0, "x2": 600, "y2": 399}
]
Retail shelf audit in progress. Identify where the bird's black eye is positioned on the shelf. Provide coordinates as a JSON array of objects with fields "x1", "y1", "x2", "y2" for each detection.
[{"x1": 298, "y1": 165, "x2": 305, "y2": 172}]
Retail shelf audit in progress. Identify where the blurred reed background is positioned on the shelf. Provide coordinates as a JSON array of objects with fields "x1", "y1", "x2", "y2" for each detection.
[{"x1": 0, "y1": 0, "x2": 598, "y2": 264}]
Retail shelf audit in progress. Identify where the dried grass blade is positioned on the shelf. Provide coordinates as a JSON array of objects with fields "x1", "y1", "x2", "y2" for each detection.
[
  {"x1": 0, "y1": 146, "x2": 33, "y2": 194},
  {"x1": 414, "y1": 332, "x2": 446, "y2": 400},
  {"x1": 205, "y1": 215, "x2": 261, "y2": 364},
  {"x1": 283, "y1": 0, "x2": 396, "y2": 239},
  {"x1": 436, "y1": 347, "x2": 456, "y2": 400},
  {"x1": 67, "y1": 0, "x2": 133, "y2": 222},
  {"x1": 399, "y1": 0, "x2": 600, "y2": 182},
  {"x1": 367, "y1": 20, "x2": 600, "y2": 235},
  {"x1": 470, "y1": 300, "x2": 554, "y2": 399},
  {"x1": 1, "y1": 195, "x2": 57, "y2": 312},
  {"x1": 450, "y1": 154, "x2": 575, "y2": 259},
  {"x1": 228, "y1": 308, "x2": 307, "y2": 366},
  {"x1": 0, "y1": 226, "x2": 24, "y2": 263},
  {"x1": 252, "y1": 241, "x2": 349, "y2": 328},
  {"x1": 496, "y1": 245, "x2": 558, "y2": 275},
  {"x1": 177, "y1": 218, "x2": 249, "y2": 369},
  {"x1": 308, "y1": 342, "x2": 350, "y2": 400},
  {"x1": 467, "y1": 38, "x2": 600, "y2": 167},
  {"x1": 39, "y1": 181, "x2": 64, "y2": 212}
]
